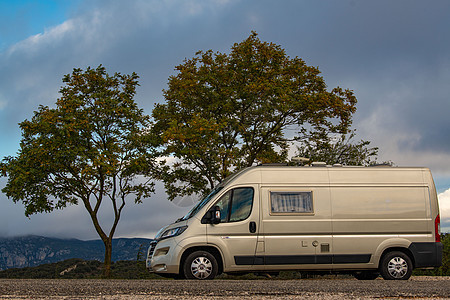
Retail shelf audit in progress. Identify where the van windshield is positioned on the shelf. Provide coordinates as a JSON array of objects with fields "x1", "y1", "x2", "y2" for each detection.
[
  {"x1": 179, "y1": 167, "x2": 252, "y2": 221},
  {"x1": 181, "y1": 187, "x2": 223, "y2": 221}
]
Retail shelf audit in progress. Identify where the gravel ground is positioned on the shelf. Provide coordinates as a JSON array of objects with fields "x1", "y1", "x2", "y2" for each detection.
[{"x1": 0, "y1": 277, "x2": 449, "y2": 299}]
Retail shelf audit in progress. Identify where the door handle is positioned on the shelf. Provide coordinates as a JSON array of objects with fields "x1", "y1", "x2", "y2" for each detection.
[{"x1": 249, "y1": 221, "x2": 257, "y2": 233}]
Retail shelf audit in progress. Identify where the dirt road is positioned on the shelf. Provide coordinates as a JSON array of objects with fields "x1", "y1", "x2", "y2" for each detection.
[{"x1": 1, "y1": 277, "x2": 449, "y2": 299}]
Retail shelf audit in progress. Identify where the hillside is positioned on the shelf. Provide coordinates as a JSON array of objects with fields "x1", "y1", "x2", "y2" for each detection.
[
  {"x1": 1, "y1": 234, "x2": 448, "y2": 278},
  {"x1": 0, "y1": 258, "x2": 161, "y2": 279},
  {"x1": 0, "y1": 235, "x2": 152, "y2": 270}
]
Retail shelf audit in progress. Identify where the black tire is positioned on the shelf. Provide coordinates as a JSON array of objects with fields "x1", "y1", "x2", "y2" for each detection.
[
  {"x1": 354, "y1": 271, "x2": 379, "y2": 280},
  {"x1": 183, "y1": 251, "x2": 218, "y2": 280},
  {"x1": 379, "y1": 251, "x2": 413, "y2": 280}
]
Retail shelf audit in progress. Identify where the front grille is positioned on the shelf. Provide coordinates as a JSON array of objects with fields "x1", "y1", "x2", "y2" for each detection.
[{"x1": 148, "y1": 240, "x2": 158, "y2": 259}]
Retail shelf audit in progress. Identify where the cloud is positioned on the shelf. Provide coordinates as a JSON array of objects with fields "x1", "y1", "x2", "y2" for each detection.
[
  {"x1": 356, "y1": 98, "x2": 450, "y2": 175},
  {"x1": 0, "y1": 93, "x2": 6, "y2": 111},
  {"x1": 0, "y1": 178, "x2": 190, "y2": 240},
  {"x1": 0, "y1": 0, "x2": 247, "y2": 239},
  {"x1": 438, "y1": 188, "x2": 450, "y2": 233},
  {"x1": 279, "y1": 1, "x2": 450, "y2": 175},
  {"x1": 345, "y1": 52, "x2": 450, "y2": 175},
  {"x1": 1, "y1": 0, "x2": 450, "y2": 239},
  {"x1": 355, "y1": 59, "x2": 450, "y2": 152},
  {"x1": 0, "y1": 0, "x2": 243, "y2": 119}
]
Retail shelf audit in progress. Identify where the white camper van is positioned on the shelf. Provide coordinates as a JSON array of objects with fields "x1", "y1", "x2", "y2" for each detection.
[{"x1": 146, "y1": 165, "x2": 442, "y2": 280}]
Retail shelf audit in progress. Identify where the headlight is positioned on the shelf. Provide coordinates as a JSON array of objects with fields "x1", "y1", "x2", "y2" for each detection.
[{"x1": 159, "y1": 225, "x2": 188, "y2": 240}]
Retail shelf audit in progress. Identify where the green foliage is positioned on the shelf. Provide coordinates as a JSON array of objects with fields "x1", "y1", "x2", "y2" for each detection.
[
  {"x1": 0, "y1": 259, "x2": 162, "y2": 279},
  {"x1": 0, "y1": 258, "x2": 101, "y2": 279},
  {"x1": 0, "y1": 65, "x2": 157, "y2": 277},
  {"x1": 296, "y1": 129, "x2": 380, "y2": 166},
  {"x1": 109, "y1": 261, "x2": 161, "y2": 279},
  {"x1": 152, "y1": 32, "x2": 357, "y2": 200}
]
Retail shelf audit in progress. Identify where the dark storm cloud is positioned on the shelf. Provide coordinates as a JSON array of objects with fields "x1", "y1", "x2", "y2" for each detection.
[
  {"x1": 276, "y1": 1, "x2": 450, "y2": 171},
  {"x1": 1, "y1": 0, "x2": 450, "y2": 237}
]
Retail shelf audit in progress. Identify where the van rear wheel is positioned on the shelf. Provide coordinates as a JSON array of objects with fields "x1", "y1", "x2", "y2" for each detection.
[
  {"x1": 183, "y1": 251, "x2": 218, "y2": 280},
  {"x1": 380, "y1": 251, "x2": 413, "y2": 280}
]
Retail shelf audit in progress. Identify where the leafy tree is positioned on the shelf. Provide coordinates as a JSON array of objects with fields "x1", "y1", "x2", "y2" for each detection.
[
  {"x1": 152, "y1": 32, "x2": 357, "y2": 200},
  {"x1": 0, "y1": 66, "x2": 156, "y2": 277},
  {"x1": 296, "y1": 129, "x2": 380, "y2": 166}
]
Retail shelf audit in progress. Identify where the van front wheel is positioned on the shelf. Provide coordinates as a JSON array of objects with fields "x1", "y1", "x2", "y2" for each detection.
[
  {"x1": 183, "y1": 251, "x2": 218, "y2": 280},
  {"x1": 380, "y1": 251, "x2": 413, "y2": 280}
]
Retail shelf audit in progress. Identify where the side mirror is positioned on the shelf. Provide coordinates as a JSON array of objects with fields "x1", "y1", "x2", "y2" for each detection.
[
  {"x1": 212, "y1": 206, "x2": 221, "y2": 224},
  {"x1": 201, "y1": 205, "x2": 221, "y2": 224}
]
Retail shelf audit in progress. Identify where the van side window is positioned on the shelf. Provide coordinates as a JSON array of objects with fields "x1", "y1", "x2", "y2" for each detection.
[
  {"x1": 214, "y1": 187, "x2": 254, "y2": 223},
  {"x1": 215, "y1": 190, "x2": 231, "y2": 223},
  {"x1": 230, "y1": 188, "x2": 254, "y2": 222},
  {"x1": 270, "y1": 191, "x2": 313, "y2": 213}
]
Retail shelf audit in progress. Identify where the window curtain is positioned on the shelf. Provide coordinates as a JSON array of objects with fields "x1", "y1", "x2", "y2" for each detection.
[{"x1": 271, "y1": 192, "x2": 312, "y2": 213}]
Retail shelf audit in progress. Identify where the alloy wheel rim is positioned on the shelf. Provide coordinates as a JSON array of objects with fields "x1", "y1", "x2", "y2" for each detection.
[
  {"x1": 191, "y1": 256, "x2": 213, "y2": 279},
  {"x1": 387, "y1": 257, "x2": 408, "y2": 278}
]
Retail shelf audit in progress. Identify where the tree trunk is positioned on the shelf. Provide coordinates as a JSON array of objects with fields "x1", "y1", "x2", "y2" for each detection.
[{"x1": 103, "y1": 238, "x2": 113, "y2": 278}]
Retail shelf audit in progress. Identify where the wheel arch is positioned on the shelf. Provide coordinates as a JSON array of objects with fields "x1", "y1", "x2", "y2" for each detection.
[
  {"x1": 179, "y1": 245, "x2": 224, "y2": 275},
  {"x1": 373, "y1": 238, "x2": 415, "y2": 267},
  {"x1": 378, "y1": 247, "x2": 415, "y2": 269}
]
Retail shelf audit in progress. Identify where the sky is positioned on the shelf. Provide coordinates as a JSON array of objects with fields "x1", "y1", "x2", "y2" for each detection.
[{"x1": 0, "y1": 0, "x2": 449, "y2": 239}]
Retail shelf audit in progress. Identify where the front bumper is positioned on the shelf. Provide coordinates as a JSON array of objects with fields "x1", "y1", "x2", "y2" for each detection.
[
  {"x1": 146, "y1": 240, "x2": 158, "y2": 271},
  {"x1": 146, "y1": 239, "x2": 180, "y2": 274}
]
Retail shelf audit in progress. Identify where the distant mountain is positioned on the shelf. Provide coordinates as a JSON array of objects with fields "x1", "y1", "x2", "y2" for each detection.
[{"x1": 0, "y1": 235, "x2": 153, "y2": 270}]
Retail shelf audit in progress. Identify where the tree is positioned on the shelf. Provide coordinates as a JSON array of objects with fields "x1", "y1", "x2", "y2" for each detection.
[
  {"x1": 0, "y1": 66, "x2": 156, "y2": 277},
  {"x1": 296, "y1": 129, "x2": 380, "y2": 166},
  {"x1": 152, "y1": 32, "x2": 357, "y2": 200}
]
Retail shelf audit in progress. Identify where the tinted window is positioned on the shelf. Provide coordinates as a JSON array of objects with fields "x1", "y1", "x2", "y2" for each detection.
[
  {"x1": 215, "y1": 190, "x2": 231, "y2": 223},
  {"x1": 213, "y1": 187, "x2": 254, "y2": 223},
  {"x1": 230, "y1": 188, "x2": 254, "y2": 222}
]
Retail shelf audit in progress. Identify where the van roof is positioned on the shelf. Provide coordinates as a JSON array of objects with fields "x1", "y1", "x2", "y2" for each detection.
[{"x1": 223, "y1": 164, "x2": 432, "y2": 187}]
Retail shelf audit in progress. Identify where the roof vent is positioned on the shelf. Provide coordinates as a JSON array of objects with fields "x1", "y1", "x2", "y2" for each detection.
[{"x1": 291, "y1": 156, "x2": 310, "y2": 166}]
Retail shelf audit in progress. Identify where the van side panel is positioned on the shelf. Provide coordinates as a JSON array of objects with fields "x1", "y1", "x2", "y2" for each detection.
[
  {"x1": 331, "y1": 187, "x2": 429, "y2": 232},
  {"x1": 329, "y1": 168, "x2": 434, "y2": 269},
  {"x1": 261, "y1": 186, "x2": 333, "y2": 269},
  {"x1": 259, "y1": 169, "x2": 333, "y2": 270}
]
